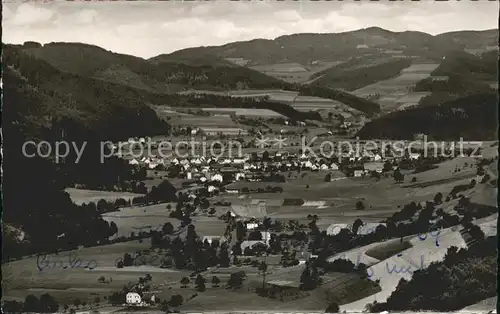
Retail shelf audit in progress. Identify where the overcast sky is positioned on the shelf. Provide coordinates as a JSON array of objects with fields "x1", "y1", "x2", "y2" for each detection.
[{"x1": 3, "y1": 0, "x2": 498, "y2": 59}]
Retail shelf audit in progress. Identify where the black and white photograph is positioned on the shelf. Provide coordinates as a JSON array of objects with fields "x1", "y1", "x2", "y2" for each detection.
[{"x1": 2, "y1": 0, "x2": 499, "y2": 313}]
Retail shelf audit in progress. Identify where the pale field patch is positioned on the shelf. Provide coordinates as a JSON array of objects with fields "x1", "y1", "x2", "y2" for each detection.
[
  {"x1": 201, "y1": 108, "x2": 284, "y2": 117},
  {"x1": 352, "y1": 62, "x2": 440, "y2": 111},
  {"x1": 65, "y1": 188, "x2": 145, "y2": 205}
]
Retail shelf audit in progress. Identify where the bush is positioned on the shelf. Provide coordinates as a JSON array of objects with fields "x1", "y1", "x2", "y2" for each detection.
[
  {"x1": 325, "y1": 303, "x2": 340, "y2": 313},
  {"x1": 356, "y1": 201, "x2": 365, "y2": 210},
  {"x1": 168, "y1": 294, "x2": 183, "y2": 307}
]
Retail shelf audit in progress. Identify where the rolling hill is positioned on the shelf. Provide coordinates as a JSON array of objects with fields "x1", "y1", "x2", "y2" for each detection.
[
  {"x1": 13, "y1": 41, "x2": 382, "y2": 116},
  {"x1": 155, "y1": 28, "x2": 497, "y2": 83},
  {"x1": 19, "y1": 42, "x2": 289, "y2": 93},
  {"x1": 151, "y1": 27, "x2": 497, "y2": 113},
  {"x1": 3, "y1": 44, "x2": 171, "y2": 140}
]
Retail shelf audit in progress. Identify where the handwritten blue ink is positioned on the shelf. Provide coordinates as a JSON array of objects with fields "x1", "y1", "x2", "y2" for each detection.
[
  {"x1": 429, "y1": 227, "x2": 441, "y2": 247},
  {"x1": 367, "y1": 267, "x2": 374, "y2": 278},
  {"x1": 36, "y1": 252, "x2": 97, "y2": 271},
  {"x1": 386, "y1": 254, "x2": 425, "y2": 275},
  {"x1": 386, "y1": 262, "x2": 412, "y2": 274}
]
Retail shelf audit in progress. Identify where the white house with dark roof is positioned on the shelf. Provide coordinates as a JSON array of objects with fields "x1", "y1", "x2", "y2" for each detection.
[{"x1": 326, "y1": 223, "x2": 349, "y2": 236}]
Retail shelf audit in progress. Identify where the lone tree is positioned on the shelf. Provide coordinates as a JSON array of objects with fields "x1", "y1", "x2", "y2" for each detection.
[
  {"x1": 227, "y1": 271, "x2": 246, "y2": 289},
  {"x1": 180, "y1": 277, "x2": 190, "y2": 288},
  {"x1": 161, "y1": 300, "x2": 170, "y2": 313},
  {"x1": 394, "y1": 168, "x2": 404, "y2": 183},
  {"x1": 258, "y1": 261, "x2": 268, "y2": 289},
  {"x1": 352, "y1": 218, "x2": 363, "y2": 235},
  {"x1": 212, "y1": 276, "x2": 221, "y2": 287},
  {"x1": 300, "y1": 262, "x2": 321, "y2": 290},
  {"x1": 195, "y1": 275, "x2": 206, "y2": 292},
  {"x1": 162, "y1": 222, "x2": 174, "y2": 235},
  {"x1": 434, "y1": 192, "x2": 443, "y2": 204},
  {"x1": 324, "y1": 173, "x2": 332, "y2": 182},
  {"x1": 39, "y1": 293, "x2": 59, "y2": 313},
  {"x1": 325, "y1": 303, "x2": 340, "y2": 313},
  {"x1": 356, "y1": 201, "x2": 365, "y2": 211},
  {"x1": 168, "y1": 294, "x2": 183, "y2": 307},
  {"x1": 23, "y1": 295, "x2": 40, "y2": 313}
]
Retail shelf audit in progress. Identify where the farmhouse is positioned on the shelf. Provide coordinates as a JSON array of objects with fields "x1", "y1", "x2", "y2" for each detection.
[
  {"x1": 126, "y1": 292, "x2": 142, "y2": 305},
  {"x1": 354, "y1": 223, "x2": 387, "y2": 236},
  {"x1": 326, "y1": 223, "x2": 349, "y2": 236},
  {"x1": 202, "y1": 236, "x2": 222, "y2": 245},
  {"x1": 364, "y1": 162, "x2": 384, "y2": 173},
  {"x1": 241, "y1": 240, "x2": 268, "y2": 256},
  {"x1": 353, "y1": 170, "x2": 364, "y2": 177},
  {"x1": 246, "y1": 222, "x2": 259, "y2": 230}
]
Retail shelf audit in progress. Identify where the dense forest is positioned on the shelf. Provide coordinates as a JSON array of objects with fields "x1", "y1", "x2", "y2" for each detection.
[
  {"x1": 415, "y1": 50, "x2": 498, "y2": 107},
  {"x1": 2, "y1": 46, "x2": 175, "y2": 258},
  {"x1": 356, "y1": 93, "x2": 498, "y2": 140}
]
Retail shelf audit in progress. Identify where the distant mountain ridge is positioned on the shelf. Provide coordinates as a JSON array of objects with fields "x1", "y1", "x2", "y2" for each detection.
[
  {"x1": 4, "y1": 27, "x2": 497, "y2": 134},
  {"x1": 152, "y1": 27, "x2": 497, "y2": 105},
  {"x1": 152, "y1": 27, "x2": 498, "y2": 67}
]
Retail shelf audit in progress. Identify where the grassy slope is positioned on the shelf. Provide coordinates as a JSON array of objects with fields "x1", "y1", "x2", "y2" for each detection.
[{"x1": 312, "y1": 59, "x2": 413, "y2": 91}]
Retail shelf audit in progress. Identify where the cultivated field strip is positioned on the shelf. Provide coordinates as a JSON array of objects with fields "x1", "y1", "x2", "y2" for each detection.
[
  {"x1": 201, "y1": 108, "x2": 285, "y2": 117},
  {"x1": 352, "y1": 63, "x2": 440, "y2": 112}
]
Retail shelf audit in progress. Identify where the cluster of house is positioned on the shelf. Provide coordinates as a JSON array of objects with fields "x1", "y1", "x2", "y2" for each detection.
[
  {"x1": 126, "y1": 152, "x2": 347, "y2": 181},
  {"x1": 128, "y1": 156, "x2": 165, "y2": 169},
  {"x1": 115, "y1": 136, "x2": 436, "y2": 181}
]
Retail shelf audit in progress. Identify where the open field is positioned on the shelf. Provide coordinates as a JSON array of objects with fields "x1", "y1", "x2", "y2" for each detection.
[
  {"x1": 102, "y1": 204, "x2": 227, "y2": 238},
  {"x1": 65, "y1": 188, "x2": 145, "y2": 205},
  {"x1": 352, "y1": 63, "x2": 440, "y2": 112},
  {"x1": 201, "y1": 108, "x2": 284, "y2": 118},
  {"x1": 249, "y1": 62, "x2": 310, "y2": 83},
  {"x1": 248, "y1": 61, "x2": 344, "y2": 84},
  {"x1": 2, "y1": 241, "x2": 193, "y2": 304}
]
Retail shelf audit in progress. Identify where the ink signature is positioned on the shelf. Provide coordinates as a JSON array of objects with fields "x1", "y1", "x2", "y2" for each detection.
[
  {"x1": 36, "y1": 252, "x2": 97, "y2": 271},
  {"x1": 386, "y1": 253, "x2": 426, "y2": 275},
  {"x1": 348, "y1": 251, "x2": 426, "y2": 279},
  {"x1": 418, "y1": 228, "x2": 441, "y2": 247}
]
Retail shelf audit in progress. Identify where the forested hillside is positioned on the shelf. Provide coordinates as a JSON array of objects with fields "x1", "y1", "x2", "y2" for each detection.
[
  {"x1": 415, "y1": 50, "x2": 498, "y2": 107},
  {"x1": 356, "y1": 93, "x2": 498, "y2": 140}
]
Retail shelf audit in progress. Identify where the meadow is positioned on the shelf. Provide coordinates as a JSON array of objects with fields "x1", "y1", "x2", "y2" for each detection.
[
  {"x1": 65, "y1": 188, "x2": 145, "y2": 206},
  {"x1": 201, "y1": 108, "x2": 284, "y2": 118},
  {"x1": 352, "y1": 63, "x2": 440, "y2": 112}
]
